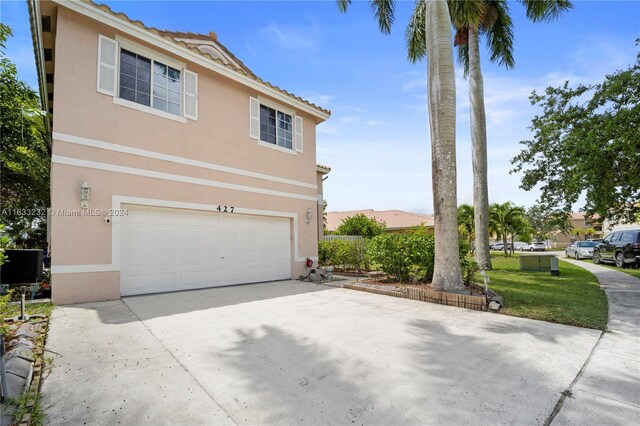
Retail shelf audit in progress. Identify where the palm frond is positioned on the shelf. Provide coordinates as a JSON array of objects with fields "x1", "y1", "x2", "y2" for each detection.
[
  {"x1": 405, "y1": 0, "x2": 426, "y2": 63},
  {"x1": 337, "y1": 0, "x2": 352, "y2": 13},
  {"x1": 485, "y1": 0, "x2": 515, "y2": 69},
  {"x1": 370, "y1": 0, "x2": 396, "y2": 35},
  {"x1": 520, "y1": 0, "x2": 573, "y2": 23},
  {"x1": 449, "y1": 0, "x2": 485, "y2": 29}
]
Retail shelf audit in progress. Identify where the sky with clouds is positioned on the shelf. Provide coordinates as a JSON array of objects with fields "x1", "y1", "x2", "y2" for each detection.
[{"x1": 2, "y1": 0, "x2": 639, "y2": 214}]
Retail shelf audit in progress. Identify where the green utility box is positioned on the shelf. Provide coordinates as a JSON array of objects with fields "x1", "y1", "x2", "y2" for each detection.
[{"x1": 519, "y1": 254, "x2": 558, "y2": 272}]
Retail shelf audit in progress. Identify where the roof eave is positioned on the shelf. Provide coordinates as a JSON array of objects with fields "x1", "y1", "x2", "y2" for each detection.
[
  {"x1": 27, "y1": 0, "x2": 52, "y2": 146},
  {"x1": 57, "y1": 0, "x2": 330, "y2": 122}
]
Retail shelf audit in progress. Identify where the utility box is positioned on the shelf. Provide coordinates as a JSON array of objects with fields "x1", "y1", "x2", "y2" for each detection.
[{"x1": 519, "y1": 254, "x2": 557, "y2": 272}]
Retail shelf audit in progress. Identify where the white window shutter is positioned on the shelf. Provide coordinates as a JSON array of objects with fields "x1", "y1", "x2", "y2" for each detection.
[
  {"x1": 183, "y1": 69, "x2": 198, "y2": 120},
  {"x1": 97, "y1": 35, "x2": 118, "y2": 96},
  {"x1": 249, "y1": 97, "x2": 260, "y2": 139},
  {"x1": 294, "y1": 115, "x2": 304, "y2": 153}
]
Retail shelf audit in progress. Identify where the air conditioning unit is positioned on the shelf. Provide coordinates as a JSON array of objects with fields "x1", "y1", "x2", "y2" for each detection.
[{"x1": 0, "y1": 249, "x2": 43, "y2": 285}]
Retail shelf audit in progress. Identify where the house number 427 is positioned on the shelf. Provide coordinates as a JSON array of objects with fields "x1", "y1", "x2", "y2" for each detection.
[{"x1": 217, "y1": 205, "x2": 234, "y2": 213}]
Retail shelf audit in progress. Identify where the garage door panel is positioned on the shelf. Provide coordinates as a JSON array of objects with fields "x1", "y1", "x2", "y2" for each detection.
[
  {"x1": 122, "y1": 271, "x2": 179, "y2": 295},
  {"x1": 152, "y1": 210, "x2": 177, "y2": 225},
  {"x1": 120, "y1": 206, "x2": 292, "y2": 296}
]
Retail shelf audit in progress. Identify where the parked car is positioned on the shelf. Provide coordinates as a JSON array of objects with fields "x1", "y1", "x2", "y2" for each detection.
[
  {"x1": 587, "y1": 238, "x2": 603, "y2": 243},
  {"x1": 565, "y1": 241, "x2": 598, "y2": 260},
  {"x1": 513, "y1": 241, "x2": 527, "y2": 250},
  {"x1": 490, "y1": 243, "x2": 513, "y2": 251},
  {"x1": 593, "y1": 229, "x2": 640, "y2": 268},
  {"x1": 521, "y1": 242, "x2": 546, "y2": 252}
]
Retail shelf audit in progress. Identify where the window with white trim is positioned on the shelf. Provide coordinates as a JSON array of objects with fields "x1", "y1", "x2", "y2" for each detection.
[
  {"x1": 260, "y1": 104, "x2": 293, "y2": 150},
  {"x1": 249, "y1": 97, "x2": 303, "y2": 153},
  {"x1": 97, "y1": 35, "x2": 197, "y2": 121}
]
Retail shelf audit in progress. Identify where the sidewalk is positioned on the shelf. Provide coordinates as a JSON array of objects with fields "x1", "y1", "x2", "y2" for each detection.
[{"x1": 553, "y1": 259, "x2": 640, "y2": 425}]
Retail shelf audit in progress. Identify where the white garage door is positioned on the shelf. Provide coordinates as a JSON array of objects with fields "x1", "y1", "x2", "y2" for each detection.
[{"x1": 120, "y1": 206, "x2": 292, "y2": 296}]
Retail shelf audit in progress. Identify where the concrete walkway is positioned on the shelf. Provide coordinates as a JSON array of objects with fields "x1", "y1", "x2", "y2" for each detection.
[{"x1": 552, "y1": 260, "x2": 640, "y2": 425}]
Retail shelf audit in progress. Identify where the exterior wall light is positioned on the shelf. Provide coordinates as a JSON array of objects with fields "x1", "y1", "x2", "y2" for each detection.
[
  {"x1": 306, "y1": 208, "x2": 313, "y2": 224},
  {"x1": 80, "y1": 181, "x2": 91, "y2": 208}
]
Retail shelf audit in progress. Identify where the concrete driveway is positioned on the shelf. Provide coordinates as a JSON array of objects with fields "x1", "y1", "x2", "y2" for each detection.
[{"x1": 41, "y1": 280, "x2": 601, "y2": 425}]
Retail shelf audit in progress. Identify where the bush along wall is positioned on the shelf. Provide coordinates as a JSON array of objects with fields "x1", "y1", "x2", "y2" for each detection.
[{"x1": 320, "y1": 226, "x2": 478, "y2": 285}]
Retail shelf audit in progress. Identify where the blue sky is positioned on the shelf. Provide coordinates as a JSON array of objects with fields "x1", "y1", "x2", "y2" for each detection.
[{"x1": 2, "y1": 0, "x2": 639, "y2": 214}]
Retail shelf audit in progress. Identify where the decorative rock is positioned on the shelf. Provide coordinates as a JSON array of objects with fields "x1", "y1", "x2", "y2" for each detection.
[
  {"x1": 488, "y1": 300, "x2": 502, "y2": 312},
  {"x1": 490, "y1": 295, "x2": 505, "y2": 306}
]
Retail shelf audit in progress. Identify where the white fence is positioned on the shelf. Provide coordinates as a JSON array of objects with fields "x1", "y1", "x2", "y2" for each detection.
[{"x1": 322, "y1": 235, "x2": 364, "y2": 242}]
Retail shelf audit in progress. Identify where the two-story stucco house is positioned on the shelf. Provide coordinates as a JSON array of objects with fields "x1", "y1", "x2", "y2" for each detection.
[{"x1": 28, "y1": 0, "x2": 330, "y2": 304}]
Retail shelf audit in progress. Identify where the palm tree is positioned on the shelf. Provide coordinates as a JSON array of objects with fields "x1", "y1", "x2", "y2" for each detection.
[
  {"x1": 508, "y1": 212, "x2": 532, "y2": 252},
  {"x1": 489, "y1": 202, "x2": 526, "y2": 257},
  {"x1": 338, "y1": 0, "x2": 464, "y2": 291},
  {"x1": 572, "y1": 227, "x2": 584, "y2": 241},
  {"x1": 457, "y1": 204, "x2": 475, "y2": 251},
  {"x1": 407, "y1": 0, "x2": 572, "y2": 271}
]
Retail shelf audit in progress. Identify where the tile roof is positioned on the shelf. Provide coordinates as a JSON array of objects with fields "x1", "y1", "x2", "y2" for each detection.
[
  {"x1": 327, "y1": 209, "x2": 434, "y2": 232},
  {"x1": 316, "y1": 164, "x2": 331, "y2": 173},
  {"x1": 82, "y1": 0, "x2": 330, "y2": 117}
]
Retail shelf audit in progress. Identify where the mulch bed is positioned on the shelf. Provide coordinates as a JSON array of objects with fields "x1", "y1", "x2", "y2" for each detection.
[
  {"x1": 359, "y1": 277, "x2": 497, "y2": 298},
  {"x1": 344, "y1": 278, "x2": 499, "y2": 311}
]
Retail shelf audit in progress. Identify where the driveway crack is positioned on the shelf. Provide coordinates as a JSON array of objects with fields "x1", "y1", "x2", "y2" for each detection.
[
  {"x1": 122, "y1": 299, "x2": 239, "y2": 426},
  {"x1": 544, "y1": 329, "x2": 606, "y2": 426}
]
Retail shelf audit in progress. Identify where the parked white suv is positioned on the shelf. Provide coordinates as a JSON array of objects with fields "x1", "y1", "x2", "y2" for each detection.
[{"x1": 521, "y1": 242, "x2": 546, "y2": 252}]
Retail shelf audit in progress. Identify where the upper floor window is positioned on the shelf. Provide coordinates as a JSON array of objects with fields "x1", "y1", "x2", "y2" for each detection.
[
  {"x1": 97, "y1": 35, "x2": 197, "y2": 122},
  {"x1": 250, "y1": 97, "x2": 303, "y2": 154},
  {"x1": 260, "y1": 105, "x2": 293, "y2": 150}
]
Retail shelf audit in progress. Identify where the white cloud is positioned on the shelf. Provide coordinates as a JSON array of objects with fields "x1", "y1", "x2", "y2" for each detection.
[
  {"x1": 261, "y1": 19, "x2": 320, "y2": 50},
  {"x1": 301, "y1": 92, "x2": 334, "y2": 107}
]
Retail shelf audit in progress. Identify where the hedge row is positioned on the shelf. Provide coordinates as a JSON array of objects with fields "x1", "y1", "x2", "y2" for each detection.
[{"x1": 319, "y1": 229, "x2": 477, "y2": 284}]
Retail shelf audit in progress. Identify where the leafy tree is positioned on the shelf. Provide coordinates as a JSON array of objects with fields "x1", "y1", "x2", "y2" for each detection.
[
  {"x1": 512, "y1": 40, "x2": 640, "y2": 225},
  {"x1": 489, "y1": 202, "x2": 526, "y2": 256},
  {"x1": 339, "y1": 0, "x2": 464, "y2": 291},
  {"x1": 0, "y1": 224, "x2": 9, "y2": 267},
  {"x1": 335, "y1": 213, "x2": 386, "y2": 239},
  {"x1": 0, "y1": 24, "x2": 50, "y2": 249},
  {"x1": 525, "y1": 206, "x2": 572, "y2": 242},
  {"x1": 408, "y1": 0, "x2": 572, "y2": 271},
  {"x1": 457, "y1": 204, "x2": 475, "y2": 251}
]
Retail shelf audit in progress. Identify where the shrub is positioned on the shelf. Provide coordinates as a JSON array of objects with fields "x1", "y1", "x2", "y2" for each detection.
[
  {"x1": 0, "y1": 224, "x2": 8, "y2": 268},
  {"x1": 458, "y1": 238, "x2": 479, "y2": 285},
  {"x1": 367, "y1": 228, "x2": 479, "y2": 285},
  {"x1": 367, "y1": 230, "x2": 435, "y2": 283},
  {"x1": 335, "y1": 214, "x2": 386, "y2": 239},
  {"x1": 460, "y1": 256, "x2": 479, "y2": 285},
  {"x1": 318, "y1": 239, "x2": 367, "y2": 270}
]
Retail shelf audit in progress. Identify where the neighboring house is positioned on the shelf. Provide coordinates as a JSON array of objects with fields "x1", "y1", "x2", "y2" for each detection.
[
  {"x1": 28, "y1": 0, "x2": 330, "y2": 304},
  {"x1": 551, "y1": 212, "x2": 604, "y2": 248},
  {"x1": 602, "y1": 218, "x2": 640, "y2": 233},
  {"x1": 326, "y1": 209, "x2": 434, "y2": 233}
]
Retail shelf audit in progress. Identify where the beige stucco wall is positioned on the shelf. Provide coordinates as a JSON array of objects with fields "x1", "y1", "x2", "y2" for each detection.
[{"x1": 50, "y1": 7, "x2": 323, "y2": 304}]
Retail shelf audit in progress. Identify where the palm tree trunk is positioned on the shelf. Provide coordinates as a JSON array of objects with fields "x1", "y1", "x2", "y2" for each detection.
[
  {"x1": 425, "y1": 0, "x2": 464, "y2": 291},
  {"x1": 510, "y1": 234, "x2": 515, "y2": 257},
  {"x1": 468, "y1": 25, "x2": 492, "y2": 270},
  {"x1": 503, "y1": 231, "x2": 508, "y2": 257}
]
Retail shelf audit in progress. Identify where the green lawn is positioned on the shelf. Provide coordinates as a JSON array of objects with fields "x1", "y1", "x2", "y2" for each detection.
[
  {"x1": 479, "y1": 255, "x2": 608, "y2": 330},
  {"x1": 1, "y1": 300, "x2": 55, "y2": 335}
]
